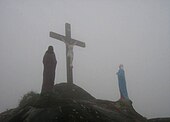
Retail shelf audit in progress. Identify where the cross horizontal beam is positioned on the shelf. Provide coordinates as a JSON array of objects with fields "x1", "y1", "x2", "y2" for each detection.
[{"x1": 50, "y1": 31, "x2": 85, "y2": 48}]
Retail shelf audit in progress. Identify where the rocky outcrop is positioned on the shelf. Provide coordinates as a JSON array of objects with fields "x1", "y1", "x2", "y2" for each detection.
[
  {"x1": 148, "y1": 118, "x2": 170, "y2": 122},
  {"x1": 0, "y1": 83, "x2": 147, "y2": 122}
]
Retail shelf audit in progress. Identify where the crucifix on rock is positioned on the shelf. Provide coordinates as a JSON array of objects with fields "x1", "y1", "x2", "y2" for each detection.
[{"x1": 50, "y1": 23, "x2": 86, "y2": 84}]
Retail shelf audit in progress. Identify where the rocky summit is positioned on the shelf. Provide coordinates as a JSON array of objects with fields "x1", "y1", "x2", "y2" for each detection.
[{"x1": 0, "y1": 83, "x2": 148, "y2": 122}]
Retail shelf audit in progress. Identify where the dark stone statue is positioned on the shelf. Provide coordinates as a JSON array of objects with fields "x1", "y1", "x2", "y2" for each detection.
[{"x1": 41, "y1": 46, "x2": 57, "y2": 93}]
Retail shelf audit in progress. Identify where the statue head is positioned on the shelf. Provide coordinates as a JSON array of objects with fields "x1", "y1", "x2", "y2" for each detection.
[
  {"x1": 119, "y1": 64, "x2": 124, "y2": 69},
  {"x1": 47, "y1": 46, "x2": 54, "y2": 53}
]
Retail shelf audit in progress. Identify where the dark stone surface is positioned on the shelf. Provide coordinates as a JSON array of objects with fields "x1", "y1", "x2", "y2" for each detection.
[
  {"x1": 0, "y1": 83, "x2": 148, "y2": 122},
  {"x1": 53, "y1": 83, "x2": 95, "y2": 100},
  {"x1": 148, "y1": 118, "x2": 170, "y2": 122}
]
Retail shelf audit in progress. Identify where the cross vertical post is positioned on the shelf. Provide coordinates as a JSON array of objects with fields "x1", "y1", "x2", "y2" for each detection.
[{"x1": 65, "y1": 23, "x2": 73, "y2": 84}]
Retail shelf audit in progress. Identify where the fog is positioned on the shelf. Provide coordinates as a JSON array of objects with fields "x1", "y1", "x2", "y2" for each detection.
[{"x1": 0, "y1": 0, "x2": 170, "y2": 119}]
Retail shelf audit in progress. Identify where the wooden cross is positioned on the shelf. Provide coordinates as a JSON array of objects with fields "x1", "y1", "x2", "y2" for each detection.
[{"x1": 50, "y1": 23, "x2": 86, "y2": 84}]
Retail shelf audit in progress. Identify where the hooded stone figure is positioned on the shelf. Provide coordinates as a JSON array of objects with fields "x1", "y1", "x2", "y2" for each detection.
[
  {"x1": 41, "y1": 46, "x2": 57, "y2": 93},
  {"x1": 117, "y1": 64, "x2": 129, "y2": 100}
]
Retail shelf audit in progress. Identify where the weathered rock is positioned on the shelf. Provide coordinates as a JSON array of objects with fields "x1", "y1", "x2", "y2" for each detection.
[
  {"x1": 148, "y1": 118, "x2": 170, "y2": 122},
  {"x1": 53, "y1": 83, "x2": 95, "y2": 100},
  {"x1": 0, "y1": 83, "x2": 147, "y2": 122}
]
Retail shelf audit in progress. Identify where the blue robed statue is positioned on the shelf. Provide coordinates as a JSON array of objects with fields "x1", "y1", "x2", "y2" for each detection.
[{"x1": 117, "y1": 64, "x2": 129, "y2": 100}]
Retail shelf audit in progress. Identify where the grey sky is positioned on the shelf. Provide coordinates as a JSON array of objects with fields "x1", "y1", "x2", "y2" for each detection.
[{"x1": 0, "y1": 0, "x2": 170, "y2": 118}]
